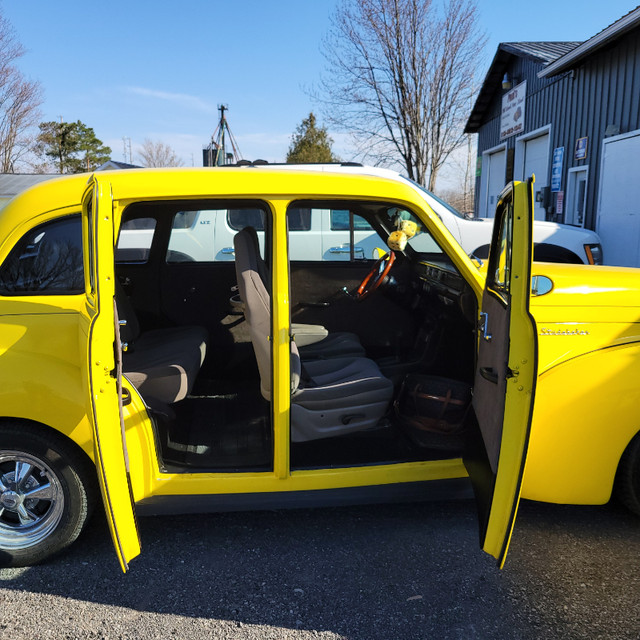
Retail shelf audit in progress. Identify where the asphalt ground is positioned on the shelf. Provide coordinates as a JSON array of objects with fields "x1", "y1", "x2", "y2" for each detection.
[{"x1": 1, "y1": 497, "x2": 639, "y2": 639}]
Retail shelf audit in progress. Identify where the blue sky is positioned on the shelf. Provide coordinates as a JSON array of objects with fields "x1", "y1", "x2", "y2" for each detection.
[{"x1": 3, "y1": 0, "x2": 638, "y2": 180}]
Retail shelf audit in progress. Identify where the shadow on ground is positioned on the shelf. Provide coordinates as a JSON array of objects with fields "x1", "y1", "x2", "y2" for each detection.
[{"x1": 1, "y1": 499, "x2": 640, "y2": 639}]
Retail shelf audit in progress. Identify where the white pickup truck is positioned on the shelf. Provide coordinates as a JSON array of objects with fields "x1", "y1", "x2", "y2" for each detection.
[{"x1": 117, "y1": 164, "x2": 603, "y2": 265}]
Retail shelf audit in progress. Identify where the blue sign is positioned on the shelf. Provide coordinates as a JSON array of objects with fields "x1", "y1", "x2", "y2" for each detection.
[
  {"x1": 575, "y1": 137, "x2": 588, "y2": 160},
  {"x1": 551, "y1": 147, "x2": 564, "y2": 193}
]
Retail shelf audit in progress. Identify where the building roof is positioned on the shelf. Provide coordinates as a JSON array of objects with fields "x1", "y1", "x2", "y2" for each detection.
[
  {"x1": 500, "y1": 42, "x2": 582, "y2": 65},
  {"x1": 97, "y1": 160, "x2": 141, "y2": 170},
  {"x1": 0, "y1": 174, "x2": 57, "y2": 198},
  {"x1": 539, "y1": 6, "x2": 640, "y2": 78},
  {"x1": 465, "y1": 42, "x2": 581, "y2": 133}
]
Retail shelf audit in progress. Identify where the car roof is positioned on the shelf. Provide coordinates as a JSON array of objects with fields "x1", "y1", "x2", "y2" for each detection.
[
  {"x1": 0, "y1": 167, "x2": 417, "y2": 248},
  {"x1": 5, "y1": 167, "x2": 412, "y2": 209}
]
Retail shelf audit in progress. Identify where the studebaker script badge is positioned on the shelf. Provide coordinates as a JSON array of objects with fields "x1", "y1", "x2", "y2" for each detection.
[{"x1": 539, "y1": 327, "x2": 590, "y2": 336}]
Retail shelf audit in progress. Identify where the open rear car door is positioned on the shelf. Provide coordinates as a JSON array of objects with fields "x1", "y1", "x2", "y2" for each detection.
[
  {"x1": 83, "y1": 177, "x2": 141, "y2": 571},
  {"x1": 464, "y1": 179, "x2": 538, "y2": 567}
]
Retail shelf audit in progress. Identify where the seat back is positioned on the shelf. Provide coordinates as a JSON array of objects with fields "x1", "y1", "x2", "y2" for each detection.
[
  {"x1": 244, "y1": 225, "x2": 270, "y2": 286},
  {"x1": 234, "y1": 228, "x2": 301, "y2": 400}
]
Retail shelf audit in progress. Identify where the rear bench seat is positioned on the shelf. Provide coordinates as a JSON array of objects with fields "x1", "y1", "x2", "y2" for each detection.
[{"x1": 115, "y1": 282, "x2": 208, "y2": 404}]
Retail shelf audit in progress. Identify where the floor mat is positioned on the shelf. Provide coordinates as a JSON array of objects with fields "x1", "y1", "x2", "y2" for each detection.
[{"x1": 162, "y1": 386, "x2": 272, "y2": 470}]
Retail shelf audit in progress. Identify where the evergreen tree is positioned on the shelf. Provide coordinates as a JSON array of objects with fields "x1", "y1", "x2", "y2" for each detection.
[
  {"x1": 286, "y1": 113, "x2": 338, "y2": 163},
  {"x1": 36, "y1": 120, "x2": 111, "y2": 173}
]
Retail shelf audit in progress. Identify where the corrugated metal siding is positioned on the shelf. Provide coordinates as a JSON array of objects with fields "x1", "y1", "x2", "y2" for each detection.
[{"x1": 474, "y1": 28, "x2": 640, "y2": 230}]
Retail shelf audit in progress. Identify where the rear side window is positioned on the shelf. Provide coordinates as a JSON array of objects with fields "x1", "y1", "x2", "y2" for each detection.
[
  {"x1": 167, "y1": 203, "x2": 270, "y2": 263},
  {"x1": 227, "y1": 209, "x2": 267, "y2": 231},
  {"x1": 0, "y1": 215, "x2": 84, "y2": 295},
  {"x1": 116, "y1": 217, "x2": 157, "y2": 263},
  {"x1": 228, "y1": 208, "x2": 311, "y2": 232}
]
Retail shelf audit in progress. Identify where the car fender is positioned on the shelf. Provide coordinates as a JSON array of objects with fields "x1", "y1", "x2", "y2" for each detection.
[{"x1": 523, "y1": 340, "x2": 640, "y2": 505}]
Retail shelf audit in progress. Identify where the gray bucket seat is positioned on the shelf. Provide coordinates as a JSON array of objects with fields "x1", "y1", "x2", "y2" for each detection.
[
  {"x1": 241, "y1": 225, "x2": 365, "y2": 359},
  {"x1": 234, "y1": 228, "x2": 393, "y2": 442}
]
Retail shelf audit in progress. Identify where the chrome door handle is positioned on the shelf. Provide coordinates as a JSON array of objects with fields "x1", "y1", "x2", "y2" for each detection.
[{"x1": 329, "y1": 246, "x2": 365, "y2": 257}]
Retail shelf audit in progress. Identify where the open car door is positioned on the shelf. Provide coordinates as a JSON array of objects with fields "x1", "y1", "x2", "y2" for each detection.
[
  {"x1": 83, "y1": 177, "x2": 141, "y2": 571},
  {"x1": 464, "y1": 179, "x2": 537, "y2": 568}
]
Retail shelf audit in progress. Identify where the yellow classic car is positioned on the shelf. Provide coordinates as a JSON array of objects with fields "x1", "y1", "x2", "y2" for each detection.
[{"x1": 0, "y1": 166, "x2": 638, "y2": 572}]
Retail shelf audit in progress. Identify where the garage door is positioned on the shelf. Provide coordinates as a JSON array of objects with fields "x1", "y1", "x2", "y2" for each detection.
[{"x1": 597, "y1": 130, "x2": 640, "y2": 267}]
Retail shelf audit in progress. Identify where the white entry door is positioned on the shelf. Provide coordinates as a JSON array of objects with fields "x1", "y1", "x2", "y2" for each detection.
[
  {"x1": 566, "y1": 167, "x2": 588, "y2": 227},
  {"x1": 597, "y1": 130, "x2": 640, "y2": 267},
  {"x1": 481, "y1": 148, "x2": 506, "y2": 218},
  {"x1": 522, "y1": 134, "x2": 549, "y2": 221}
]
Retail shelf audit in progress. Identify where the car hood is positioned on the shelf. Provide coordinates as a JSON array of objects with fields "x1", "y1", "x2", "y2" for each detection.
[
  {"x1": 531, "y1": 220, "x2": 600, "y2": 244},
  {"x1": 531, "y1": 263, "x2": 640, "y2": 310}
]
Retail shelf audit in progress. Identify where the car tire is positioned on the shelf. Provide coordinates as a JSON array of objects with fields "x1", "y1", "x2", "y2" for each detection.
[
  {"x1": 615, "y1": 432, "x2": 640, "y2": 516},
  {"x1": 0, "y1": 422, "x2": 97, "y2": 567}
]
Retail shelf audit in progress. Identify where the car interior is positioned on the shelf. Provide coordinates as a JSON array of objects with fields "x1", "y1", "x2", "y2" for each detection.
[{"x1": 114, "y1": 198, "x2": 478, "y2": 473}]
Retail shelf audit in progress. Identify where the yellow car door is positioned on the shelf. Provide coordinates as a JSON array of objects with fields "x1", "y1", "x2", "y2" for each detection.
[
  {"x1": 465, "y1": 179, "x2": 538, "y2": 567},
  {"x1": 83, "y1": 177, "x2": 141, "y2": 572}
]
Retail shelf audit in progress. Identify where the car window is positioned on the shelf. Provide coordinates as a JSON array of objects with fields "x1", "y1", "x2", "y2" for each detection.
[
  {"x1": 167, "y1": 204, "x2": 270, "y2": 262},
  {"x1": 386, "y1": 208, "x2": 443, "y2": 255},
  {"x1": 330, "y1": 210, "x2": 373, "y2": 231},
  {"x1": 228, "y1": 208, "x2": 311, "y2": 232},
  {"x1": 227, "y1": 208, "x2": 267, "y2": 232},
  {"x1": 0, "y1": 215, "x2": 84, "y2": 295},
  {"x1": 85, "y1": 200, "x2": 95, "y2": 294},
  {"x1": 287, "y1": 204, "x2": 383, "y2": 262},
  {"x1": 116, "y1": 217, "x2": 157, "y2": 263},
  {"x1": 488, "y1": 198, "x2": 513, "y2": 297},
  {"x1": 288, "y1": 208, "x2": 312, "y2": 231}
]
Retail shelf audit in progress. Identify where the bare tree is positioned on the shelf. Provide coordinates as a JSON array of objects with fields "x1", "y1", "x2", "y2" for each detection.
[
  {"x1": 318, "y1": 0, "x2": 484, "y2": 190},
  {"x1": 137, "y1": 138, "x2": 184, "y2": 167},
  {"x1": 0, "y1": 13, "x2": 42, "y2": 173}
]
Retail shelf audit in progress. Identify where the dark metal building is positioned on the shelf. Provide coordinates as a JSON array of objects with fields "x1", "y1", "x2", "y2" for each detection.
[{"x1": 466, "y1": 7, "x2": 640, "y2": 266}]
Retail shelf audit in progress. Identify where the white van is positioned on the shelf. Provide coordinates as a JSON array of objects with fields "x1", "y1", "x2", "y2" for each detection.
[{"x1": 116, "y1": 165, "x2": 603, "y2": 265}]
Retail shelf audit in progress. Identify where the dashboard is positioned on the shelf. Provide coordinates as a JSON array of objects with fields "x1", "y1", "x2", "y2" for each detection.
[{"x1": 414, "y1": 259, "x2": 477, "y2": 323}]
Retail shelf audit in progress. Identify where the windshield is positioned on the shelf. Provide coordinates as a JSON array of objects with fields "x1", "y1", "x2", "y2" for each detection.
[
  {"x1": 385, "y1": 207, "x2": 442, "y2": 255},
  {"x1": 402, "y1": 177, "x2": 467, "y2": 220}
]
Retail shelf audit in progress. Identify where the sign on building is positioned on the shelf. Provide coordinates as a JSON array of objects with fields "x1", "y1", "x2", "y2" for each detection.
[
  {"x1": 500, "y1": 81, "x2": 527, "y2": 140},
  {"x1": 575, "y1": 137, "x2": 588, "y2": 160},
  {"x1": 551, "y1": 147, "x2": 564, "y2": 192}
]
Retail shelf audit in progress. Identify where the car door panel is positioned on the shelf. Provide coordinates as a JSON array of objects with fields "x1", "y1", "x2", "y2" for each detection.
[
  {"x1": 464, "y1": 179, "x2": 538, "y2": 567},
  {"x1": 83, "y1": 178, "x2": 141, "y2": 572}
]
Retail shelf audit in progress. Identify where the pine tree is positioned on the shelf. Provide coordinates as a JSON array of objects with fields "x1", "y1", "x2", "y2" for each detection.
[
  {"x1": 286, "y1": 113, "x2": 338, "y2": 163},
  {"x1": 36, "y1": 120, "x2": 111, "y2": 173}
]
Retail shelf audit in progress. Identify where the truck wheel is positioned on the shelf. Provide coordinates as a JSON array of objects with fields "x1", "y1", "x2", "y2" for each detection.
[
  {"x1": 615, "y1": 432, "x2": 640, "y2": 516},
  {"x1": 0, "y1": 423, "x2": 96, "y2": 567}
]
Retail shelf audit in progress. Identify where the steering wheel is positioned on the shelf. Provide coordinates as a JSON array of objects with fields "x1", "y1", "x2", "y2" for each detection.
[{"x1": 356, "y1": 251, "x2": 396, "y2": 300}]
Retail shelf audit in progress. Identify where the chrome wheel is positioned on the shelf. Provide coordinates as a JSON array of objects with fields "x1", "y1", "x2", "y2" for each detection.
[{"x1": 0, "y1": 451, "x2": 64, "y2": 550}]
